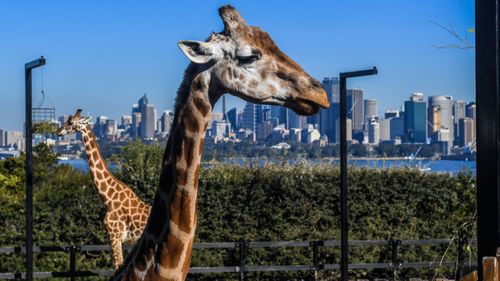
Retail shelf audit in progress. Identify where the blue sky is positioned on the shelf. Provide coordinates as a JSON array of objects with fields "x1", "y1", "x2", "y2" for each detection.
[{"x1": 0, "y1": 1, "x2": 475, "y2": 131}]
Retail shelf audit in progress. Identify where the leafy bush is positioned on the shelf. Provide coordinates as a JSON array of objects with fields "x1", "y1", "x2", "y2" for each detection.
[{"x1": 0, "y1": 143, "x2": 476, "y2": 280}]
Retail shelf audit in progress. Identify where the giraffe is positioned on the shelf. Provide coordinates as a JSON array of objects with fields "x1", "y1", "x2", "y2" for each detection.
[
  {"x1": 57, "y1": 109, "x2": 151, "y2": 269},
  {"x1": 113, "y1": 5, "x2": 329, "y2": 280}
]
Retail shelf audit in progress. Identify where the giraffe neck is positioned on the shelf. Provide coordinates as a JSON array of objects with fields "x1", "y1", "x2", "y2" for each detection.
[
  {"x1": 80, "y1": 124, "x2": 121, "y2": 207},
  {"x1": 114, "y1": 63, "x2": 217, "y2": 281}
]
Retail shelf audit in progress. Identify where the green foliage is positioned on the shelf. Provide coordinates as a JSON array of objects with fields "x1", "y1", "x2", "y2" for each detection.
[
  {"x1": 32, "y1": 121, "x2": 57, "y2": 134},
  {"x1": 0, "y1": 143, "x2": 476, "y2": 280},
  {"x1": 111, "y1": 139, "x2": 163, "y2": 202}
]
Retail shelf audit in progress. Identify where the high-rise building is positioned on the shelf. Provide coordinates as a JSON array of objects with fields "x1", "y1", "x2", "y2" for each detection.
[
  {"x1": 270, "y1": 105, "x2": 288, "y2": 127},
  {"x1": 240, "y1": 102, "x2": 257, "y2": 132},
  {"x1": 404, "y1": 93, "x2": 426, "y2": 143},
  {"x1": 347, "y1": 88, "x2": 364, "y2": 133},
  {"x1": 459, "y1": 117, "x2": 475, "y2": 147},
  {"x1": 466, "y1": 102, "x2": 476, "y2": 120},
  {"x1": 137, "y1": 94, "x2": 155, "y2": 139},
  {"x1": 131, "y1": 111, "x2": 141, "y2": 138},
  {"x1": 227, "y1": 107, "x2": 238, "y2": 131},
  {"x1": 428, "y1": 95, "x2": 453, "y2": 146},
  {"x1": 5, "y1": 131, "x2": 23, "y2": 147},
  {"x1": 121, "y1": 115, "x2": 132, "y2": 128},
  {"x1": 335, "y1": 118, "x2": 352, "y2": 143},
  {"x1": 0, "y1": 128, "x2": 4, "y2": 147},
  {"x1": 160, "y1": 111, "x2": 173, "y2": 133},
  {"x1": 390, "y1": 113, "x2": 405, "y2": 141},
  {"x1": 106, "y1": 119, "x2": 116, "y2": 138},
  {"x1": 364, "y1": 99, "x2": 377, "y2": 127},
  {"x1": 368, "y1": 121, "x2": 380, "y2": 144},
  {"x1": 379, "y1": 118, "x2": 391, "y2": 142},
  {"x1": 453, "y1": 100, "x2": 466, "y2": 127},
  {"x1": 288, "y1": 108, "x2": 306, "y2": 129},
  {"x1": 320, "y1": 77, "x2": 339, "y2": 142},
  {"x1": 94, "y1": 116, "x2": 108, "y2": 138}
]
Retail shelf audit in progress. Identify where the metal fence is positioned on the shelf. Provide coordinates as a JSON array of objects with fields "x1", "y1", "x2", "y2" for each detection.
[{"x1": 0, "y1": 238, "x2": 476, "y2": 280}]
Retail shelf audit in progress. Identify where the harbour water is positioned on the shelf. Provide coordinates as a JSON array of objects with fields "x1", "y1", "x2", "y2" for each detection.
[{"x1": 60, "y1": 158, "x2": 476, "y2": 175}]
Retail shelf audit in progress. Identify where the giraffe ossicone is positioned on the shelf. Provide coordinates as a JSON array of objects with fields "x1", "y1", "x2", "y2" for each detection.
[
  {"x1": 114, "y1": 5, "x2": 329, "y2": 281},
  {"x1": 57, "y1": 109, "x2": 152, "y2": 269}
]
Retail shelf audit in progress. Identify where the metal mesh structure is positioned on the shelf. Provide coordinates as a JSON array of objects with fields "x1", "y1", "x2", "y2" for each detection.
[{"x1": 32, "y1": 107, "x2": 55, "y2": 124}]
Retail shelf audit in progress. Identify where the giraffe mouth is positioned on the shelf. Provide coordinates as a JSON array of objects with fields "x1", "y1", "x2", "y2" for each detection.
[{"x1": 289, "y1": 99, "x2": 321, "y2": 115}]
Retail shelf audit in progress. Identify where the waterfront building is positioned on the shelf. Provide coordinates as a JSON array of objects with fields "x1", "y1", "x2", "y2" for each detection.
[
  {"x1": 368, "y1": 121, "x2": 380, "y2": 144},
  {"x1": 466, "y1": 102, "x2": 476, "y2": 120},
  {"x1": 160, "y1": 111, "x2": 173, "y2": 133},
  {"x1": 335, "y1": 118, "x2": 353, "y2": 143},
  {"x1": 320, "y1": 77, "x2": 340, "y2": 142},
  {"x1": 5, "y1": 131, "x2": 23, "y2": 147},
  {"x1": 227, "y1": 107, "x2": 238, "y2": 131},
  {"x1": 137, "y1": 94, "x2": 155, "y2": 139},
  {"x1": 94, "y1": 115, "x2": 108, "y2": 139},
  {"x1": 404, "y1": 93, "x2": 426, "y2": 143},
  {"x1": 288, "y1": 108, "x2": 306, "y2": 129},
  {"x1": 459, "y1": 117, "x2": 475, "y2": 147},
  {"x1": 379, "y1": 118, "x2": 391, "y2": 142},
  {"x1": 347, "y1": 88, "x2": 364, "y2": 134},
  {"x1": 240, "y1": 102, "x2": 257, "y2": 132},
  {"x1": 364, "y1": 99, "x2": 377, "y2": 130},
  {"x1": 428, "y1": 95, "x2": 453, "y2": 146}
]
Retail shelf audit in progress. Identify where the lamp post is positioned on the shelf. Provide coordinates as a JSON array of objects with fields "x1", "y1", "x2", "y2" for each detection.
[
  {"x1": 25, "y1": 56, "x2": 45, "y2": 281},
  {"x1": 339, "y1": 67, "x2": 377, "y2": 281}
]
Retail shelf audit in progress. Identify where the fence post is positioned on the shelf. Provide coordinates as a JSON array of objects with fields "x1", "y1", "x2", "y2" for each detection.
[
  {"x1": 238, "y1": 241, "x2": 247, "y2": 281},
  {"x1": 456, "y1": 230, "x2": 470, "y2": 281},
  {"x1": 67, "y1": 245, "x2": 78, "y2": 281},
  {"x1": 389, "y1": 238, "x2": 401, "y2": 279},
  {"x1": 310, "y1": 241, "x2": 324, "y2": 281}
]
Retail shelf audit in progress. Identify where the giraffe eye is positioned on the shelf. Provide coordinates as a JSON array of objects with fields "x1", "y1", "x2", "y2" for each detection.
[{"x1": 237, "y1": 54, "x2": 260, "y2": 64}]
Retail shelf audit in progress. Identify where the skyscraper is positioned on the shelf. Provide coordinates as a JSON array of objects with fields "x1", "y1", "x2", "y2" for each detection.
[
  {"x1": 270, "y1": 105, "x2": 288, "y2": 127},
  {"x1": 160, "y1": 111, "x2": 173, "y2": 133},
  {"x1": 404, "y1": 93, "x2": 426, "y2": 143},
  {"x1": 364, "y1": 99, "x2": 377, "y2": 127},
  {"x1": 459, "y1": 117, "x2": 475, "y2": 147},
  {"x1": 466, "y1": 102, "x2": 476, "y2": 120},
  {"x1": 368, "y1": 121, "x2": 380, "y2": 144},
  {"x1": 138, "y1": 94, "x2": 156, "y2": 139},
  {"x1": 428, "y1": 95, "x2": 453, "y2": 145},
  {"x1": 320, "y1": 77, "x2": 339, "y2": 143},
  {"x1": 240, "y1": 102, "x2": 257, "y2": 132},
  {"x1": 0, "y1": 128, "x2": 4, "y2": 147},
  {"x1": 288, "y1": 108, "x2": 306, "y2": 129},
  {"x1": 227, "y1": 107, "x2": 238, "y2": 131},
  {"x1": 347, "y1": 88, "x2": 364, "y2": 133}
]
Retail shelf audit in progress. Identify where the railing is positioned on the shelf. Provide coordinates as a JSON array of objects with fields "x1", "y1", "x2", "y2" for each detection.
[{"x1": 0, "y1": 239, "x2": 476, "y2": 280}]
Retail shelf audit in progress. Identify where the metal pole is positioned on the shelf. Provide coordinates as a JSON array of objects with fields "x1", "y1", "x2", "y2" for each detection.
[
  {"x1": 339, "y1": 74, "x2": 348, "y2": 281},
  {"x1": 475, "y1": 0, "x2": 500, "y2": 279},
  {"x1": 24, "y1": 56, "x2": 45, "y2": 281},
  {"x1": 339, "y1": 67, "x2": 377, "y2": 281}
]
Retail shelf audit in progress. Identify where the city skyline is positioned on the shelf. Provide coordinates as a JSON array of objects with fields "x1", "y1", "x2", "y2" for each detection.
[{"x1": 0, "y1": 1, "x2": 475, "y2": 131}]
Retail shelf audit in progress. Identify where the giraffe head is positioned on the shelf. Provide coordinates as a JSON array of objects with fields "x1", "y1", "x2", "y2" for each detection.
[
  {"x1": 178, "y1": 5, "x2": 329, "y2": 115},
  {"x1": 56, "y1": 109, "x2": 92, "y2": 136}
]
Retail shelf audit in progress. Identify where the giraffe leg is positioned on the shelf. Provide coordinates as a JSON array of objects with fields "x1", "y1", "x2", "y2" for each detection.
[{"x1": 109, "y1": 233, "x2": 124, "y2": 269}]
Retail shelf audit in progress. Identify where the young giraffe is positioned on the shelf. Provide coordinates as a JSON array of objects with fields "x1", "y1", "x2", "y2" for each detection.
[
  {"x1": 113, "y1": 5, "x2": 329, "y2": 280},
  {"x1": 57, "y1": 109, "x2": 151, "y2": 268}
]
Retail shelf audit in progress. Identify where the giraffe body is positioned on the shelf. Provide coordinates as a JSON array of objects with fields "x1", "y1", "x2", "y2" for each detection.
[
  {"x1": 114, "y1": 5, "x2": 329, "y2": 280},
  {"x1": 57, "y1": 111, "x2": 151, "y2": 268}
]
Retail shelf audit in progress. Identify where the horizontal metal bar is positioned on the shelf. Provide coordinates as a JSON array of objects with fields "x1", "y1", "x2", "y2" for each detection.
[
  {"x1": 193, "y1": 242, "x2": 238, "y2": 249},
  {"x1": 401, "y1": 239, "x2": 452, "y2": 245},
  {"x1": 246, "y1": 265, "x2": 312, "y2": 272},
  {"x1": 1, "y1": 260, "x2": 475, "y2": 279},
  {"x1": 248, "y1": 241, "x2": 310, "y2": 248},
  {"x1": 0, "y1": 239, "x2": 475, "y2": 254},
  {"x1": 339, "y1": 67, "x2": 377, "y2": 78},
  {"x1": 25, "y1": 57, "x2": 45, "y2": 70}
]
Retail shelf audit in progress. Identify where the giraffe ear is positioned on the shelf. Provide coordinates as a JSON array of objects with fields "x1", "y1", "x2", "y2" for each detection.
[{"x1": 178, "y1": 40, "x2": 217, "y2": 64}]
